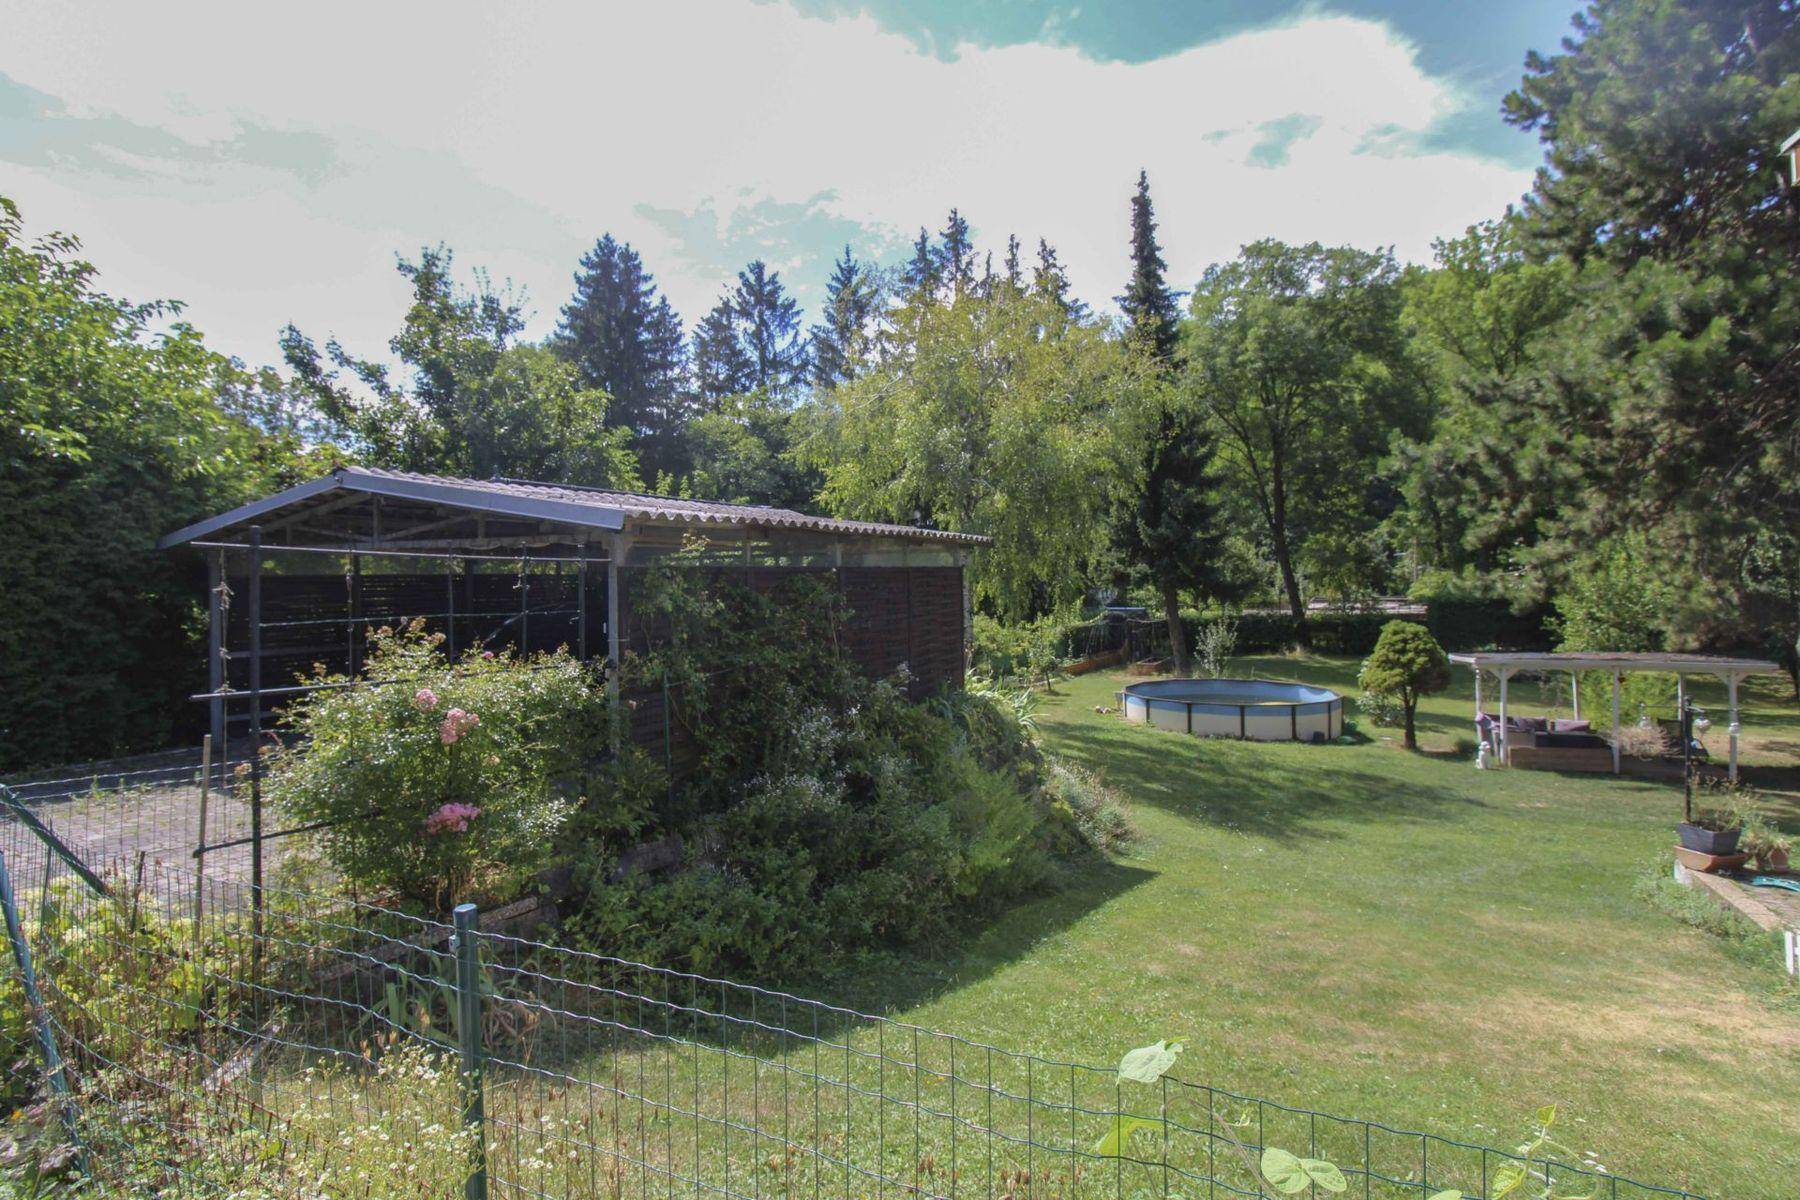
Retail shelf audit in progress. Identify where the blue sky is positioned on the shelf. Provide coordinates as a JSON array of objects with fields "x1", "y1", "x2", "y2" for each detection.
[{"x1": 0, "y1": 0, "x2": 1574, "y2": 368}]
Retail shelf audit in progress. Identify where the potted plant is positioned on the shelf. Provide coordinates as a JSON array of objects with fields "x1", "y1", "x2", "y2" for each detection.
[{"x1": 1676, "y1": 806, "x2": 1746, "y2": 856}]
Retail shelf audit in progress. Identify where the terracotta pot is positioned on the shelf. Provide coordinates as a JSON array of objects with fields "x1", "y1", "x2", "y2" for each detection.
[{"x1": 1755, "y1": 848, "x2": 1790, "y2": 873}]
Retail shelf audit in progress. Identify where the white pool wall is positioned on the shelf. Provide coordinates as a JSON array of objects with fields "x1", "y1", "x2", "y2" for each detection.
[{"x1": 1119, "y1": 678, "x2": 1342, "y2": 742}]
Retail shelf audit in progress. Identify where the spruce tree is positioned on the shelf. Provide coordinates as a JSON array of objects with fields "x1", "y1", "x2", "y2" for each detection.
[
  {"x1": 730, "y1": 260, "x2": 809, "y2": 400},
  {"x1": 1003, "y1": 234, "x2": 1024, "y2": 292},
  {"x1": 555, "y1": 235, "x2": 689, "y2": 474},
  {"x1": 940, "y1": 208, "x2": 975, "y2": 296},
  {"x1": 810, "y1": 246, "x2": 879, "y2": 389},
  {"x1": 1112, "y1": 399, "x2": 1238, "y2": 676},
  {"x1": 692, "y1": 294, "x2": 754, "y2": 402},
  {"x1": 901, "y1": 227, "x2": 942, "y2": 300},
  {"x1": 1118, "y1": 170, "x2": 1180, "y2": 367}
]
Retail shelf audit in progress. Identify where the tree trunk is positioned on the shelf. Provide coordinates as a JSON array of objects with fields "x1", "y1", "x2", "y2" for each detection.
[
  {"x1": 1163, "y1": 582, "x2": 1189, "y2": 676},
  {"x1": 1268, "y1": 451, "x2": 1310, "y2": 649},
  {"x1": 1403, "y1": 699, "x2": 1417, "y2": 750}
]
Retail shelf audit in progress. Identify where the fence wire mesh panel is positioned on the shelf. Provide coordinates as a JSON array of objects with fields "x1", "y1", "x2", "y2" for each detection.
[{"x1": 0, "y1": 811, "x2": 1705, "y2": 1200}]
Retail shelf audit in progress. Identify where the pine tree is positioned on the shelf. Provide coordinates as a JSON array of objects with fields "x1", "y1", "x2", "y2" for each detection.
[
  {"x1": 901, "y1": 227, "x2": 942, "y2": 301},
  {"x1": 1118, "y1": 170, "x2": 1181, "y2": 367},
  {"x1": 692, "y1": 294, "x2": 754, "y2": 402},
  {"x1": 940, "y1": 208, "x2": 975, "y2": 296},
  {"x1": 730, "y1": 260, "x2": 809, "y2": 400},
  {"x1": 555, "y1": 235, "x2": 688, "y2": 474},
  {"x1": 810, "y1": 246, "x2": 880, "y2": 389}
]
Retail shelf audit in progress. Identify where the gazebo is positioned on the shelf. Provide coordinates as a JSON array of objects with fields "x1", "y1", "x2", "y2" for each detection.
[{"x1": 1448, "y1": 651, "x2": 1785, "y2": 780}]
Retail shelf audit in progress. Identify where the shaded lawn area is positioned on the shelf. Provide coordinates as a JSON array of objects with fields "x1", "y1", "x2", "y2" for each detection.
[{"x1": 849, "y1": 656, "x2": 1800, "y2": 1199}]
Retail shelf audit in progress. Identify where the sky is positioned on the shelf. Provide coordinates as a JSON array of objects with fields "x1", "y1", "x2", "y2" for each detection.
[{"x1": 0, "y1": 0, "x2": 1576, "y2": 370}]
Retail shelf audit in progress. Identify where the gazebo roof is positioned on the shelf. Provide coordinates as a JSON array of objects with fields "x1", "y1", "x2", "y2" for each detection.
[{"x1": 1448, "y1": 650, "x2": 1782, "y2": 679}]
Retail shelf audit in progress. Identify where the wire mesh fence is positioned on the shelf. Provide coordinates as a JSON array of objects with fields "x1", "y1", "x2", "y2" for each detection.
[{"x1": 0, "y1": 794, "x2": 1707, "y2": 1200}]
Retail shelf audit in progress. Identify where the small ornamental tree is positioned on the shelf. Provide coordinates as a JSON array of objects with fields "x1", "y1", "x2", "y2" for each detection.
[
  {"x1": 1357, "y1": 621, "x2": 1450, "y2": 750},
  {"x1": 266, "y1": 624, "x2": 606, "y2": 910}
]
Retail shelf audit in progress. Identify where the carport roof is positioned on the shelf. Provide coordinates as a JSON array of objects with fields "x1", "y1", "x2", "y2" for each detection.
[{"x1": 159, "y1": 467, "x2": 991, "y2": 549}]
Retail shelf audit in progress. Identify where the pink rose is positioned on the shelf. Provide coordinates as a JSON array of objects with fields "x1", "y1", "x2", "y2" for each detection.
[
  {"x1": 413, "y1": 688, "x2": 440, "y2": 712},
  {"x1": 439, "y1": 707, "x2": 480, "y2": 745},
  {"x1": 423, "y1": 802, "x2": 482, "y2": 835},
  {"x1": 481, "y1": 650, "x2": 496, "y2": 660}
]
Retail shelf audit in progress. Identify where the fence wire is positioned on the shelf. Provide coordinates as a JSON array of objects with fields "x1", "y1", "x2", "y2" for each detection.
[{"x1": 0, "y1": 795, "x2": 1706, "y2": 1200}]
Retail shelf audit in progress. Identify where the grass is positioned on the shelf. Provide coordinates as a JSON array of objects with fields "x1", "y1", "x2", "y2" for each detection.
[
  {"x1": 837, "y1": 655, "x2": 1799, "y2": 1199},
  {"x1": 30, "y1": 657, "x2": 1800, "y2": 1200}
]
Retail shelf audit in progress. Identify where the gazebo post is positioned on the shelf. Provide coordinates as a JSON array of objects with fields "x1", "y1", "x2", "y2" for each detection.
[
  {"x1": 1610, "y1": 670, "x2": 1622, "y2": 775},
  {"x1": 1497, "y1": 668, "x2": 1512, "y2": 765},
  {"x1": 1472, "y1": 665, "x2": 1483, "y2": 753},
  {"x1": 1727, "y1": 673, "x2": 1741, "y2": 782},
  {"x1": 1570, "y1": 671, "x2": 1580, "y2": 720}
]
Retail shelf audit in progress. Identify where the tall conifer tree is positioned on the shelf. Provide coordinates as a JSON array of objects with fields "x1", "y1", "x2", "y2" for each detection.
[
  {"x1": 555, "y1": 234, "x2": 689, "y2": 474},
  {"x1": 901, "y1": 226, "x2": 942, "y2": 301},
  {"x1": 940, "y1": 208, "x2": 975, "y2": 296},
  {"x1": 730, "y1": 260, "x2": 809, "y2": 400},
  {"x1": 1118, "y1": 171, "x2": 1181, "y2": 366},
  {"x1": 1112, "y1": 170, "x2": 1224, "y2": 673},
  {"x1": 693, "y1": 294, "x2": 754, "y2": 402},
  {"x1": 810, "y1": 246, "x2": 879, "y2": 389}
]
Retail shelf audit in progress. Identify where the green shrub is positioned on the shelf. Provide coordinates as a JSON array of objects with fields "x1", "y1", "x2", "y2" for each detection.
[
  {"x1": 266, "y1": 625, "x2": 607, "y2": 910},
  {"x1": 565, "y1": 562, "x2": 1126, "y2": 979},
  {"x1": 972, "y1": 613, "x2": 1070, "y2": 682}
]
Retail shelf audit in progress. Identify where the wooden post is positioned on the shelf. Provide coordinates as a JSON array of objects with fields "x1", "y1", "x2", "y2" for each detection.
[
  {"x1": 348, "y1": 551, "x2": 364, "y2": 675},
  {"x1": 446, "y1": 558, "x2": 458, "y2": 660},
  {"x1": 577, "y1": 544, "x2": 590, "y2": 662},
  {"x1": 1570, "y1": 671, "x2": 1580, "y2": 720},
  {"x1": 1727, "y1": 673, "x2": 1741, "y2": 782},
  {"x1": 518, "y1": 552, "x2": 530, "y2": 654},
  {"x1": 1620, "y1": 672, "x2": 1634, "y2": 773}
]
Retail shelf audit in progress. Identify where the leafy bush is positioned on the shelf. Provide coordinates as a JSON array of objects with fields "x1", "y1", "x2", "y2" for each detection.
[
  {"x1": 267, "y1": 625, "x2": 607, "y2": 910},
  {"x1": 972, "y1": 613, "x2": 1069, "y2": 682},
  {"x1": 565, "y1": 563, "x2": 1126, "y2": 979},
  {"x1": 1356, "y1": 690, "x2": 1405, "y2": 728},
  {"x1": 1192, "y1": 616, "x2": 1238, "y2": 678}
]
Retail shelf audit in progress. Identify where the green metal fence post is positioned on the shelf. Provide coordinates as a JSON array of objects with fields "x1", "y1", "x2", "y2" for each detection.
[
  {"x1": 0, "y1": 785, "x2": 109, "y2": 897},
  {"x1": 0, "y1": 850, "x2": 89, "y2": 1177},
  {"x1": 453, "y1": 902, "x2": 488, "y2": 1200}
]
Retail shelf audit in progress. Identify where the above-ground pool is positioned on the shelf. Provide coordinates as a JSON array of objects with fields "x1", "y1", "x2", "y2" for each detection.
[{"x1": 1119, "y1": 678, "x2": 1343, "y2": 742}]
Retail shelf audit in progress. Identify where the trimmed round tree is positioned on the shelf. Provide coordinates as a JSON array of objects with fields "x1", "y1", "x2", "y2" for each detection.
[{"x1": 1357, "y1": 621, "x2": 1451, "y2": 750}]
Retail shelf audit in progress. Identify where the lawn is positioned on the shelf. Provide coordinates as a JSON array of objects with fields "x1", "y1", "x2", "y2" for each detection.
[{"x1": 845, "y1": 655, "x2": 1800, "y2": 1199}]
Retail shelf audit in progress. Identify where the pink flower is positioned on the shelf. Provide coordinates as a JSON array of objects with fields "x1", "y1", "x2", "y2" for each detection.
[
  {"x1": 439, "y1": 707, "x2": 481, "y2": 745},
  {"x1": 481, "y1": 650, "x2": 496, "y2": 660},
  {"x1": 423, "y1": 802, "x2": 482, "y2": 835},
  {"x1": 413, "y1": 688, "x2": 440, "y2": 712}
]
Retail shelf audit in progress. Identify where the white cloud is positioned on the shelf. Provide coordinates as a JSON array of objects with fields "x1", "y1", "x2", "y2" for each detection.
[{"x1": 0, "y1": 0, "x2": 1532, "y2": 367}]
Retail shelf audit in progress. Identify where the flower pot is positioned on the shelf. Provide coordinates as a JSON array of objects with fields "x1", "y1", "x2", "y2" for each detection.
[
  {"x1": 1676, "y1": 823, "x2": 1741, "y2": 856},
  {"x1": 1755, "y1": 848, "x2": 1790, "y2": 874}
]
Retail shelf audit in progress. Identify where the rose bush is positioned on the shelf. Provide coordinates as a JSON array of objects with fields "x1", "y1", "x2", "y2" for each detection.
[{"x1": 266, "y1": 624, "x2": 606, "y2": 910}]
